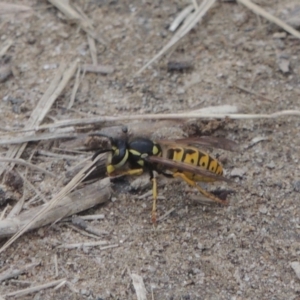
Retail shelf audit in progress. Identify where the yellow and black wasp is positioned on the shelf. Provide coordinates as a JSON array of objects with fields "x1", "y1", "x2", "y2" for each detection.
[{"x1": 91, "y1": 132, "x2": 237, "y2": 223}]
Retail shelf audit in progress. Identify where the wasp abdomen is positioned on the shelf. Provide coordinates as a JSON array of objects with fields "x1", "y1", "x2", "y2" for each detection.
[{"x1": 167, "y1": 146, "x2": 223, "y2": 178}]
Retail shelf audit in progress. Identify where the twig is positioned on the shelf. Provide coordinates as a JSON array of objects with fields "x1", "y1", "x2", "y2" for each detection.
[
  {"x1": 4, "y1": 278, "x2": 66, "y2": 298},
  {"x1": 100, "y1": 244, "x2": 119, "y2": 250},
  {"x1": 136, "y1": 0, "x2": 216, "y2": 75},
  {"x1": 129, "y1": 273, "x2": 147, "y2": 300},
  {"x1": 72, "y1": 216, "x2": 109, "y2": 236},
  {"x1": 0, "y1": 175, "x2": 110, "y2": 245},
  {"x1": 237, "y1": 0, "x2": 300, "y2": 39},
  {"x1": 0, "y1": 261, "x2": 40, "y2": 282},
  {"x1": 157, "y1": 208, "x2": 176, "y2": 222},
  {"x1": 232, "y1": 84, "x2": 274, "y2": 102},
  {"x1": 67, "y1": 224, "x2": 103, "y2": 239}
]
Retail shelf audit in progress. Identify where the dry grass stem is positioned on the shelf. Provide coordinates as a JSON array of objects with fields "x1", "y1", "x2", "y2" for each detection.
[
  {"x1": 169, "y1": 4, "x2": 194, "y2": 32},
  {"x1": 68, "y1": 64, "x2": 81, "y2": 109},
  {"x1": 58, "y1": 240, "x2": 108, "y2": 249},
  {"x1": 0, "y1": 131, "x2": 78, "y2": 146},
  {"x1": 157, "y1": 208, "x2": 176, "y2": 222},
  {"x1": 0, "y1": 3, "x2": 33, "y2": 14},
  {"x1": 54, "y1": 279, "x2": 67, "y2": 290},
  {"x1": 0, "y1": 39, "x2": 13, "y2": 56},
  {"x1": 88, "y1": 35, "x2": 98, "y2": 65},
  {"x1": 79, "y1": 214, "x2": 105, "y2": 220},
  {"x1": 3, "y1": 278, "x2": 66, "y2": 298},
  {"x1": 48, "y1": 0, "x2": 106, "y2": 45},
  {"x1": 36, "y1": 150, "x2": 80, "y2": 160},
  {"x1": 32, "y1": 109, "x2": 300, "y2": 131},
  {"x1": 100, "y1": 244, "x2": 119, "y2": 250},
  {"x1": 0, "y1": 60, "x2": 78, "y2": 176},
  {"x1": 0, "y1": 157, "x2": 55, "y2": 177},
  {"x1": 232, "y1": 84, "x2": 274, "y2": 102},
  {"x1": 72, "y1": 216, "x2": 109, "y2": 236},
  {"x1": 136, "y1": 0, "x2": 216, "y2": 75},
  {"x1": 0, "y1": 205, "x2": 9, "y2": 221},
  {"x1": 68, "y1": 224, "x2": 103, "y2": 240},
  {"x1": 237, "y1": 0, "x2": 300, "y2": 39},
  {"x1": 0, "y1": 261, "x2": 40, "y2": 283},
  {"x1": 53, "y1": 254, "x2": 58, "y2": 277}
]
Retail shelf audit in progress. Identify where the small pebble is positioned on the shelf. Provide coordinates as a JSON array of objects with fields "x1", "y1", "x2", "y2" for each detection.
[
  {"x1": 293, "y1": 180, "x2": 300, "y2": 192},
  {"x1": 290, "y1": 262, "x2": 300, "y2": 279},
  {"x1": 230, "y1": 167, "x2": 247, "y2": 178},
  {"x1": 259, "y1": 205, "x2": 268, "y2": 214}
]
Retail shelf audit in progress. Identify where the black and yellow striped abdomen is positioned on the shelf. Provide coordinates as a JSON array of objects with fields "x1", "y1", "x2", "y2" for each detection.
[{"x1": 165, "y1": 146, "x2": 223, "y2": 182}]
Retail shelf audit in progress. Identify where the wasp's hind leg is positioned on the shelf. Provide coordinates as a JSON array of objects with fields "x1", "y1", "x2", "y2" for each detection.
[
  {"x1": 172, "y1": 172, "x2": 228, "y2": 205},
  {"x1": 111, "y1": 168, "x2": 144, "y2": 177},
  {"x1": 149, "y1": 169, "x2": 158, "y2": 224}
]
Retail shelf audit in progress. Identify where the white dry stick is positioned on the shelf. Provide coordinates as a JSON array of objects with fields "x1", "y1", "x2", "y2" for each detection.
[
  {"x1": 237, "y1": 0, "x2": 300, "y2": 39},
  {"x1": 58, "y1": 241, "x2": 108, "y2": 249},
  {"x1": 0, "y1": 261, "x2": 40, "y2": 282},
  {"x1": 3, "y1": 278, "x2": 66, "y2": 298},
  {"x1": 0, "y1": 159, "x2": 109, "y2": 251},
  {"x1": 33, "y1": 109, "x2": 300, "y2": 131},
  {"x1": 130, "y1": 273, "x2": 148, "y2": 300}
]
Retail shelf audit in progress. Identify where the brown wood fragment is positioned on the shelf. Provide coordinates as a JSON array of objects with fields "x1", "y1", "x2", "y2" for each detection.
[{"x1": 0, "y1": 178, "x2": 111, "y2": 239}]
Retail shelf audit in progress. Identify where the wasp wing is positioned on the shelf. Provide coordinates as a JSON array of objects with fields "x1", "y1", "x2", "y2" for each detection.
[
  {"x1": 145, "y1": 155, "x2": 232, "y2": 183},
  {"x1": 157, "y1": 136, "x2": 239, "y2": 152}
]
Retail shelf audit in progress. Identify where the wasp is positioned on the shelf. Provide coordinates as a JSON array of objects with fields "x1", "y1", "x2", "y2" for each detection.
[{"x1": 91, "y1": 133, "x2": 237, "y2": 223}]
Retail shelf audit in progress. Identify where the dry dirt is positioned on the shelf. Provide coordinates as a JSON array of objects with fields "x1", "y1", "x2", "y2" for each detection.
[{"x1": 1, "y1": 0, "x2": 300, "y2": 299}]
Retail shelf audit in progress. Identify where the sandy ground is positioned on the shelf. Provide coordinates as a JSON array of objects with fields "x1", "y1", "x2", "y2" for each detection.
[{"x1": 0, "y1": 0, "x2": 300, "y2": 299}]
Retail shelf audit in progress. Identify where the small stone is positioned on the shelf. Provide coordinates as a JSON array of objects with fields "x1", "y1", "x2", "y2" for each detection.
[
  {"x1": 293, "y1": 181, "x2": 300, "y2": 192},
  {"x1": 43, "y1": 63, "x2": 58, "y2": 70},
  {"x1": 273, "y1": 32, "x2": 287, "y2": 39},
  {"x1": 230, "y1": 167, "x2": 247, "y2": 178},
  {"x1": 290, "y1": 262, "x2": 300, "y2": 279},
  {"x1": 176, "y1": 87, "x2": 185, "y2": 95},
  {"x1": 259, "y1": 205, "x2": 268, "y2": 214},
  {"x1": 278, "y1": 59, "x2": 290, "y2": 74},
  {"x1": 266, "y1": 162, "x2": 275, "y2": 169}
]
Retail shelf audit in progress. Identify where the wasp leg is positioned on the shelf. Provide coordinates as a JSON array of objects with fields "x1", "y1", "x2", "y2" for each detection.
[
  {"x1": 151, "y1": 176, "x2": 158, "y2": 224},
  {"x1": 112, "y1": 168, "x2": 144, "y2": 177},
  {"x1": 172, "y1": 172, "x2": 228, "y2": 205}
]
